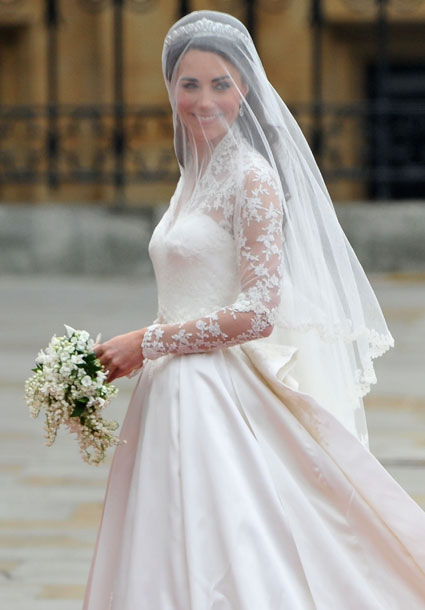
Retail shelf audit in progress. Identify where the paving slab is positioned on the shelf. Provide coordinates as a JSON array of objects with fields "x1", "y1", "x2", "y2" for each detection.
[{"x1": 1, "y1": 273, "x2": 424, "y2": 609}]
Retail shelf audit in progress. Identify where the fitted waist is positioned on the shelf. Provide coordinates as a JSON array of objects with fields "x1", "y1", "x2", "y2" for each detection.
[{"x1": 156, "y1": 304, "x2": 220, "y2": 325}]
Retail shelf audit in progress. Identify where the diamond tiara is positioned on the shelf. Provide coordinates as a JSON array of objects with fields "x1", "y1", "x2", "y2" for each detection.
[{"x1": 164, "y1": 17, "x2": 251, "y2": 51}]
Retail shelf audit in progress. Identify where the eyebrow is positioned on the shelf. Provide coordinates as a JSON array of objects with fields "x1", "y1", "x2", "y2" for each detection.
[{"x1": 180, "y1": 75, "x2": 232, "y2": 84}]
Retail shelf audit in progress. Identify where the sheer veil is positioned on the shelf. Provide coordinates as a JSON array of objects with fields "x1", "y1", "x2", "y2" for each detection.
[{"x1": 162, "y1": 10, "x2": 394, "y2": 445}]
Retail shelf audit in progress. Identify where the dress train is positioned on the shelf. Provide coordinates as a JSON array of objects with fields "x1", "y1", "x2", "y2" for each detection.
[{"x1": 83, "y1": 343, "x2": 425, "y2": 610}]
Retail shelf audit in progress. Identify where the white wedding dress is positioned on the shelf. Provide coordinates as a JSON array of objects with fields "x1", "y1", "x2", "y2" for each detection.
[{"x1": 83, "y1": 134, "x2": 425, "y2": 610}]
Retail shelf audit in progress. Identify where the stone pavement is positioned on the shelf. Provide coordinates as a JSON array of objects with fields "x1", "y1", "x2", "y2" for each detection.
[{"x1": 1, "y1": 273, "x2": 424, "y2": 610}]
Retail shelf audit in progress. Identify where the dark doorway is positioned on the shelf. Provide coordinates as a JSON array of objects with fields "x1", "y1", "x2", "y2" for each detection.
[
  {"x1": 0, "y1": 26, "x2": 28, "y2": 104},
  {"x1": 367, "y1": 63, "x2": 425, "y2": 199}
]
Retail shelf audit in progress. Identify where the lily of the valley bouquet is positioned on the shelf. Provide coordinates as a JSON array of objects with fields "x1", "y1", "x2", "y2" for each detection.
[{"x1": 25, "y1": 325, "x2": 120, "y2": 465}]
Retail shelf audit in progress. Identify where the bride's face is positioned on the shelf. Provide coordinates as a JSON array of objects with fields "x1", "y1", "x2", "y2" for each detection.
[{"x1": 175, "y1": 49, "x2": 248, "y2": 148}]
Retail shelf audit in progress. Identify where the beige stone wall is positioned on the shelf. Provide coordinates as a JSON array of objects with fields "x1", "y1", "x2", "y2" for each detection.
[{"x1": 1, "y1": 0, "x2": 424, "y2": 203}]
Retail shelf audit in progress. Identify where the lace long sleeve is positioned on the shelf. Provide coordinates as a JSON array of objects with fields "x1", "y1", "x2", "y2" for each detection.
[{"x1": 142, "y1": 169, "x2": 283, "y2": 360}]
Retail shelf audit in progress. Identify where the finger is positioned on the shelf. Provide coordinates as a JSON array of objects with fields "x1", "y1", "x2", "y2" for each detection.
[
  {"x1": 108, "y1": 363, "x2": 133, "y2": 383},
  {"x1": 106, "y1": 367, "x2": 118, "y2": 383},
  {"x1": 93, "y1": 343, "x2": 103, "y2": 356},
  {"x1": 97, "y1": 355, "x2": 109, "y2": 371}
]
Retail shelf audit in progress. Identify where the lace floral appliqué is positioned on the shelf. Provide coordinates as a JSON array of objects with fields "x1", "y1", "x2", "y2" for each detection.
[{"x1": 142, "y1": 140, "x2": 283, "y2": 361}]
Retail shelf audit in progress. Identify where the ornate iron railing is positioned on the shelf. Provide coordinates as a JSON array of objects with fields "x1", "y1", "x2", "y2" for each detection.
[
  {"x1": 0, "y1": 105, "x2": 178, "y2": 187},
  {"x1": 1, "y1": 101, "x2": 424, "y2": 200},
  {"x1": 294, "y1": 101, "x2": 425, "y2": 195}
]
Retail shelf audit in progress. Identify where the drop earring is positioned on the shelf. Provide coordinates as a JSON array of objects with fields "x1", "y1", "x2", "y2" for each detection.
[{"x1": 239, "y1": 103, "x2": 244, "y2": 117}]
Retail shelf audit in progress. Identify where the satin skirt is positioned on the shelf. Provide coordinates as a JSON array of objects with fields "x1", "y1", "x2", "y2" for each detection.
[{"x1": 83, "y1": 345, "x2": 425, "y2": 610}]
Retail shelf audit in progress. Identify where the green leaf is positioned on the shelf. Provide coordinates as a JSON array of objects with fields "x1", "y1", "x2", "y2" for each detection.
[
  {"x1": 83, "y1": 352, "x2": 101, "y2": 376},
  {"x1": 71, "y1": 397, "x2": 89, "y2": 418}
]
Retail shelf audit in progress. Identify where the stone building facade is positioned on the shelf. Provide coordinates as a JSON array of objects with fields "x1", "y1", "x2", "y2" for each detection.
[{"x1": 1, "y1": 0, "x2": 424, "y2": 204}]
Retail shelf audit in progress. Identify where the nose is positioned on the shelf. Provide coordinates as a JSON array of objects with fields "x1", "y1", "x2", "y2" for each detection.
[{"x1": 197, "y1": 87, "x2": 215, "y2": 111}]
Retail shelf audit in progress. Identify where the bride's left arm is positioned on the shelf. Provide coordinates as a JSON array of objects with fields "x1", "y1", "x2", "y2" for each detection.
[{"x1": 142, "y1": 166, "x2": 284, "y2": 361}]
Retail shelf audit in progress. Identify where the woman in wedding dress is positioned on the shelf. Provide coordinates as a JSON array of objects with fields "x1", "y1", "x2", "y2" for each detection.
[{"x1": 84, "y1": 10, "x2": 425, "y2": 610}]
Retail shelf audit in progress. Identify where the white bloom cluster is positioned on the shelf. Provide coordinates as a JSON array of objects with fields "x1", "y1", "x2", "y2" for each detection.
[{"x1": 25, "y1": 325, "x2": 119, "y2": 465}]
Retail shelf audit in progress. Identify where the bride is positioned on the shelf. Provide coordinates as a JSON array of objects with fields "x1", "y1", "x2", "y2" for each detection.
[{"x1": 84, "y1": 10, "x2": 425, "y2": 609}]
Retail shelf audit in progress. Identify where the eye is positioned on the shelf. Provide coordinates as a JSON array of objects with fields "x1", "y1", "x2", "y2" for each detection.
[
  {"x1": 181, "y1": 81, "x2": 198, "y2": 89},
  {"x1": 214, "y1": 81, "x2": 231, "y2": 91}
]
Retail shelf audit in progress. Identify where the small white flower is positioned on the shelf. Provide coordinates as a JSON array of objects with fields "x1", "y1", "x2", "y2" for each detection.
[
  {"x1": 81, "y1": 375, "x2": 93, "y2": 387},
  {"x1": 35, "y1": 350, "x2": 47, "y2": 364},
  {"x1": 64, "y1": 324, "x2": 76, "y2": 338}
]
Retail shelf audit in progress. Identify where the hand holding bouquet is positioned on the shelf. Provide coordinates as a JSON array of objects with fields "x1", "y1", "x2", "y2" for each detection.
[{"x1": 25, "y1": 325, "x2": 120, "y2": 465}]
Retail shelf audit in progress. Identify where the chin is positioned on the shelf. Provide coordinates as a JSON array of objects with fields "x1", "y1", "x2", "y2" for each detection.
[{"x1": 193, "y1": 124, "x2": 228, "y2": 144}]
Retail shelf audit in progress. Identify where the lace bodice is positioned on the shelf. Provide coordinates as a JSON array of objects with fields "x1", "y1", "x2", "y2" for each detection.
[{"x1": 142, "y1": 132, "x2": 283, "y2": 360}]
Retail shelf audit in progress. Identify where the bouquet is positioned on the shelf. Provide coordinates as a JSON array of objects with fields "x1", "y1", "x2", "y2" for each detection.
[{"x1": 25, "y1": 325, "x2": 120, "y2": 465}]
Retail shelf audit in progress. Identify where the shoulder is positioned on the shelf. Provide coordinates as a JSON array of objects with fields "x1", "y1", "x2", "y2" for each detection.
[
  {"x1": 231, "y1": 143, "x2": 283, "y2": 228},
  {"x1": 238, "y1": 145, "x2": 281, "y2": 201}
]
